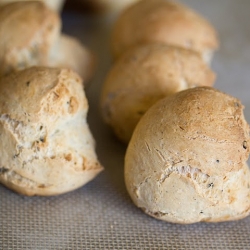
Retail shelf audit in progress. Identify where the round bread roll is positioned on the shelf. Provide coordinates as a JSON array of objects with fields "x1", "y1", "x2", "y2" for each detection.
[
  {"x1": 111, "y1": 0, "x2": 219, "y2": 63},
  {"x1": 0, "y1": 1, "x2": 94, "y2": 83},
  {"x1": 0, "y1": 67, "x2": 103, "y2": 196},
  {"x1": 101, "y1": 43, "x2": 215, "y2": 143},
  {"x1": 125, "y1": 87, "x2": 250, "y2": 223},
  {"x1": 0, "y1": 0, "x2": 65, "y2": 12}
]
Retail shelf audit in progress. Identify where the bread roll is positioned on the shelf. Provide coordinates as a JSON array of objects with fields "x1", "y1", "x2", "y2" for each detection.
[
  {"x1": 101, "y1": 43, "x2": 215, "y2": 143},
  {"x1": 49, "y1": 34, "x2": 95, "y2": 84},
  {"x1": 0, "y1": 1, "x2": 94, "y2": 83},
  {"x1": 125, "y1": 87, "x2": 250, "y2": 223},
  {"x1": 0, "y1": 0, "x2": 65, "y2": 12},
  {"x1": 111, "y1": 0, "x2": 219, "y2": 63},
  {"x1": 0, "y1": 67, "x2": 103, "y2": 196}
]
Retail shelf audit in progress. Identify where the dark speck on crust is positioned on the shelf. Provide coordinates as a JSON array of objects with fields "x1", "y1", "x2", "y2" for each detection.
[{"x1": 0, "y1": 167, "x2": 9, "y2": 174}]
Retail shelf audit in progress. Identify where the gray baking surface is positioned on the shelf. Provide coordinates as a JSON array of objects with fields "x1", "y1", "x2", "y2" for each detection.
[{"x1": 1, "y1": 0, "x2": 250, "y2": 249}]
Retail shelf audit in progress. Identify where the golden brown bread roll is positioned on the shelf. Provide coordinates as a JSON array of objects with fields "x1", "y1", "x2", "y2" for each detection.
[
  {"x1": 0, "y1": 67, "x2": 103, "y2": 196},
  {"x1": 125, "y1": 87, "x2": 250, "y2": 223},
  {"x1": 101, "y1": 43, "x2": 215, "y2": 143},
  {"x1": 111, "y1": 0, "x2": 219, "y2": 63},
  {"x1": 0, "y1": 1, "x2": 94, "y2": 83}
]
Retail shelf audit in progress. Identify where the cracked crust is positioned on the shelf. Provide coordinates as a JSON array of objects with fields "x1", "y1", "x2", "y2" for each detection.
[
  {"x1": 0, "y1": 67, "x2": 103, "y2": 196},
  {"x1": 0, "y1": 2, "x2": 94, "y2": 83},
  {"x1": 111, "y1": 0, "x2": 219, "y2": 62},
  {"x1": 101, "y1": 43, "x2": 215, "y2": 143},
  {"x1": 125, "y1": 87, "x2": 250, "y2": 223}
]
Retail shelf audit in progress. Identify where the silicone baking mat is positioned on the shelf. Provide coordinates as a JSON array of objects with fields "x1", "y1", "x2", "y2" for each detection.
[{"x1": 1, "y1": 0, "x2": 250, "y2": 249}]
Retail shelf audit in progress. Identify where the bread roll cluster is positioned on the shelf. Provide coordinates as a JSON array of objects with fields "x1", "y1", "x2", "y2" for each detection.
[
  {"x1": 101, "y1": 43, "x2": 215, "y2": 143},
  {"x1": 101, "y1": 0, "x2": 219, "y2": 143},
  {"x1": 0, "y1": 0, "x2": 249, "y2": 224},
  {"x1": 0, "y1": 2, "x2": 102, "y2": 196},
  {"x1": 100, "y1": 0, "x2": 250, "y2": 223}
]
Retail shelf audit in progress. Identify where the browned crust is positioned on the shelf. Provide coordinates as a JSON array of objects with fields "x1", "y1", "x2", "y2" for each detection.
[
  {"x1": 125, "y1": 87, "x2": 250, "y2": 223},
  {"x1": 101, "y1": 44, "x2": 216, "y2": 143},
  {"x1": 0, "y1": 67, "x2": 103, "y2": 196},
  {"x1": 111, "y1": 0, "x2": 219, "y2": 58}
]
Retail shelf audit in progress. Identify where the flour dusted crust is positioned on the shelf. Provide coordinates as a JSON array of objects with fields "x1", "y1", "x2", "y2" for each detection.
[
  {"x1": 0, "y1": 67, "x2": 103, "y2": 196},
  {"x1": 125, "y1": 87, "x2": 250, "y2": 223},
  {"x1": 111, "y1": 0, "x2": 219, "y2": 63},
  {"x1": 101, "y1": 43, "x2": 215, "y2": 143},
  {"x1": 0, "y1": 0, "x2": 65, "y2": 12},
  {"x1": 0, "y1": 2, "x2": 94, "y2": 83}
]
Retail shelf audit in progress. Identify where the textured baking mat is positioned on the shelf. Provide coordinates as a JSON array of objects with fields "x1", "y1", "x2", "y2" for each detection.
[{"x1": 1, "y1": 0, "x2": 250, "y2": 249}]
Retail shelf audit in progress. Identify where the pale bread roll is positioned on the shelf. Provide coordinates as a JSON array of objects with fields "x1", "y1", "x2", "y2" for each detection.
[
  {"x1": 0, "y1": 0, "x2": 65, "y2": 12},
  {"x1": 0, "y1": 67, "x2": 103, "y2": 196},
  {"x1": 111, "y1": 0, "x2": 219, "y2": 63},
  {"x1": 125, "y1": 87, "x2": 250, "y2": 223},
  {"x1": 101, "y1": 43, "x2": 215, "y2": 143},
  {"x1": 0, "y1": 1, "x2": 94, "y2": 83},
  {"x1": 49, "y1": 34, "x2": 95, "y2": 84}
]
